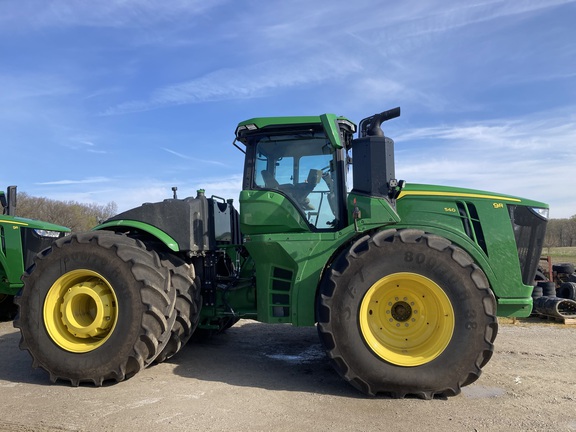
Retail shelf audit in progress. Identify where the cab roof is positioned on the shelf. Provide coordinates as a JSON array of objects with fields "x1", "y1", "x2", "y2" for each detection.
[{"x1": 235, "y1": 114, "x2": 356, "y2": 149}]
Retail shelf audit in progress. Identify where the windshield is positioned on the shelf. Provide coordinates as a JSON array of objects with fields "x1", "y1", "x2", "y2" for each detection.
[{"x1": 253, "y1": 132, "x2": 341, "y2": 229}]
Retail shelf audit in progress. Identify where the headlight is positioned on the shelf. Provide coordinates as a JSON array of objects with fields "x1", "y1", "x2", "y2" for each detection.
[
  {"x1": 235, "y1": 123, "x2": 258, "y2": 135},
  {"x1": 530, "y1": 207, "x2": 549, "y2": 220},
  {"x1": 34, "y1": 229, "x2": 63, "y2": 238}
]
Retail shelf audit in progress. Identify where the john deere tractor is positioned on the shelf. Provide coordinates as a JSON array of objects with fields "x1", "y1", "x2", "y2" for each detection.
[
  {"x1": 1, "y1": 186, "x2": 69, "y2": 320},
  {"x1": 15, "y1": 108, "x2": 548, "y2": 398}
]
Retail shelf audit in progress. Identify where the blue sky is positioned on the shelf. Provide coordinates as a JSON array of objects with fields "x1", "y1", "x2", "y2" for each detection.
[{"x1": 1, "y1": 0, "x2": 575, "y2": 218}]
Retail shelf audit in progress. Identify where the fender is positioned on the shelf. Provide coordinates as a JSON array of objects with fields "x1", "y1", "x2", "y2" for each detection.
[{"x1": 95, "y1": 220, "x2": 180, "y2": 252}]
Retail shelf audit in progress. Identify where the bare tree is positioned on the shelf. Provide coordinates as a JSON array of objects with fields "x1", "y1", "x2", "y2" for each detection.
[
  {"x1": 15, "y1": 192, "x2": 118, "y2": 232},
  {"x1": 544, "y1": 215, "x2": 576, "y2": 247}
]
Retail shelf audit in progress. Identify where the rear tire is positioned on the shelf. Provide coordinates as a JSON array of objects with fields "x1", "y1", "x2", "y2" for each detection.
[
  {"x1": 317, "y1": 229, "x2": 498, "y2": 399},
  {"x1": 14, "y1": 231, "x2": 176, "y2": 386},
  {"x1": 155, "y1": 255, "x2": 201, "y2": 363}
]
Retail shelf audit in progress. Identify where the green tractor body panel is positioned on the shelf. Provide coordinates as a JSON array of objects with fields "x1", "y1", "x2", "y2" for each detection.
[
  {"x1": 240, "y1": 184, "x2": 546, "y2": 324},
  {"x1": 395, "y1": 183, "x2": 548, "y2": 317},
  {"x1": 239, "y1": 190, "x2": 310, "y2": 234},
  {"x1": 1, "y1": 189, "x2": 70, "y2": 296},
  {"x1": 242, "y1": 225, "x2": 361, "y2": 325},
  {"x1": 319, "y1": 113, "x2": 344, "y2": 149},
  {"x1": 346, "y1": 193, "x2": 401, "y2": 230}
]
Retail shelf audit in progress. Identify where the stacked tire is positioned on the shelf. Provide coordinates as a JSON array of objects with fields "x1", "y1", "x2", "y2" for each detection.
[
  {"x1": 531, "y1": 261, "x2": 576, "y2": 318},
  {"x1": 557, "y1": 282, "x2": 576, "y2": 301},
  {"x1": 532, "y1": 262, "x2": 576, "y2": 301}
]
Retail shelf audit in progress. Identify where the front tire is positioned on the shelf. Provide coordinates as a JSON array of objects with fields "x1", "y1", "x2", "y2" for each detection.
[
  {"x1": 317, "y1": 229, "x2": 498, "y2": 399},
  {"x1": 14, "y1": 231, "x2": 176, "y2": 386}
]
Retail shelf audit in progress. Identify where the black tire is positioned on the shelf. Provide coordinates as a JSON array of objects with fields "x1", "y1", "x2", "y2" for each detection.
[
  {"x1": 317, "y1": 229, "x2": 498, "y2": 399},
  {"x1": 557, "y1": 282, "x2": 576, "y2": 301},
  {"x1": 537, "y1": 281, "x2": 556, "y2": 297},
  {"x1": 0, "y1": 294, "x2": 17, "y2": 321},
  {"x1": 569, "y1": 273, "x2": 576, "y2": 284},
  {"x1": 534, "y1": 268, "x2": 546, "y2": 282},
  {"x1": 14, "y1": 231, "x2": 176, "y2": 386},
  {"x1": 531, "y1": 286, "x2": 543, "y2": 299},
  {"x1": 155, "y1": 255, "x2": 201, "y2": 363},
  {"x1": 553, "y1": 263, "x2": 575, "y2": 274}
]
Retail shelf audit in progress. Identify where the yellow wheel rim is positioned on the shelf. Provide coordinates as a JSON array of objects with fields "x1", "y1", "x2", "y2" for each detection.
[
  {"x1": 359, "y1": 272, "x2": 454, "y2": 367},
  {"x1": 44, "y1": 269, "x2": 118, "y2": 353}
]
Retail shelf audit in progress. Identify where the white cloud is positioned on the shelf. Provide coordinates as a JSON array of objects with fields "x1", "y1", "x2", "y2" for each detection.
[
  {"x1": 161, "y1": 148, "x2": 227, "y2": 166},
  {"x1": 394, "y1": 109, "x2": 576, "y2": 218},
  {"x1": 36, "y1": 177, "x2": 111, "y2": 186},
  {"x1": 0, "y1": 0, "x2": 226, "y2": 30},
  {"x1": 29, "y1": 174, "x2": 244, "y2": 214},
  {"x1": 102, "y1": 55, "x2": 363, "y2": 115},
  {"x1": 349, "y1": 0, "x2": 576, "y2": 45}
]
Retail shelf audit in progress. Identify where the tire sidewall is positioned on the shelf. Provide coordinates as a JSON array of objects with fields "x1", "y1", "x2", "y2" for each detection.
[{"x1": 18, "y1": 238, "x2": 145, "y2": 380}]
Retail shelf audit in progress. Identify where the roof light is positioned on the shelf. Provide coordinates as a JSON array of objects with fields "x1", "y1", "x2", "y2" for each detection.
[
  {"x1": 338, "y1": 119, "x2": 357, "y2": 133},
  {"x1": 530, "y1": 207, "x2": 549, "y2": 220},
  {"x1": 235, "y1": 123, "x2": 259, "y2": 136}
]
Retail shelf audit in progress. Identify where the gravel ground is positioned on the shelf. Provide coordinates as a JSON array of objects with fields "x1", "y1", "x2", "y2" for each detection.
[{"x1": 0, "y1": 317, "x2": 575, "y2": 432}]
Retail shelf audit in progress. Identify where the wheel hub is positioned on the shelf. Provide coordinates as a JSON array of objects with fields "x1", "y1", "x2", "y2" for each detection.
[
  {"x1": 359, "y1": 272, "x2": 454, "y2": 367},
  {"x1": 390, "y1": 301, "x2": 412, "y2": 322},
  {"x1": 60, "y1": 280, "x2": 115, "y2": 338},
  {"x1": 44, "y1": 270, "x2": 118, "y2": 353}
]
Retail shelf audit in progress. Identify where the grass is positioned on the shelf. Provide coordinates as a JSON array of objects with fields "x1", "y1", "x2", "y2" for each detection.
[{"x1": 541, "y1": 247, "x2": 576, "y2": 266}]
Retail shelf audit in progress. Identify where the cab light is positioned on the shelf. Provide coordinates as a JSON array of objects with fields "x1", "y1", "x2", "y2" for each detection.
[{"x1": 34, "y1": 229, "x2": 63, "y2": 238}]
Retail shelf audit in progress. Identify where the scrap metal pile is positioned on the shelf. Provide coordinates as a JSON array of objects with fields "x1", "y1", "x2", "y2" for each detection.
[{"x1": 532, "y1": 261, "x2": 576, "y2": 320}]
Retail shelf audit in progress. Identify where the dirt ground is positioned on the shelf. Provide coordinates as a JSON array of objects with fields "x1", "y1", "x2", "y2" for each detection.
[{"x1": 0, "y1": 317, "x2": 575, "y2": 432}]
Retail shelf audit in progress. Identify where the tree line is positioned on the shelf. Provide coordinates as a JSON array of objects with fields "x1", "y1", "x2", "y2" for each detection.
[
  {"x1": 544, "y1": 215, "x2": 576, "y2": 248},
  {"x1": 14, "y1": 192, "x2": 118, "y2": 232}
]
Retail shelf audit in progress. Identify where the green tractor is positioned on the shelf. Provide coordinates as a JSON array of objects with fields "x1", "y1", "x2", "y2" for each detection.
[
  {"x1": 15, "y1": 108, "x2": 548, "y2": 398},
  {"x1": 1, "y1": 186, "x2": 69, "y2": 320}
]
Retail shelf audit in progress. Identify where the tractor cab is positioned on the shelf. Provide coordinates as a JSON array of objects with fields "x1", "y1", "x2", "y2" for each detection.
[
  {"x1": 236, "y1": 115, "x2": 355, "y2": 233},
  {"x1": 235, "y1": 108, "x2": 403, "y2": 235}
]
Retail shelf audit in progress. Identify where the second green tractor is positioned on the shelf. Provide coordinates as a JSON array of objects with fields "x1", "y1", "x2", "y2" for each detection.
[
  {"x1": 15, "y1": 108, "x2": 548, "y2": 398},
  {"x1": 1, "y1": 186, "x2": 69, "y2": 320}
]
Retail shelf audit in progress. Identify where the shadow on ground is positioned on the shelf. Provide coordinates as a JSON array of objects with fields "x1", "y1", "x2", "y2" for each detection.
[
  {"x1": 0, "y1": 326, "x2": 48, "y2": 385},
  {"x1": 1, "y1": 320, "x2": 370, "y2": 398},
  {"x1": 168, "y1": 321, "x2": 366, "y2": 398}
]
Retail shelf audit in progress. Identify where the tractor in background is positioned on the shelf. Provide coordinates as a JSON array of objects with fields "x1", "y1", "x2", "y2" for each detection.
[{"x1": 1, "y1": 186, "x2": 69, "y2": 320}]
